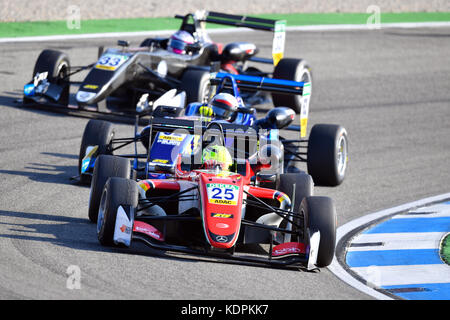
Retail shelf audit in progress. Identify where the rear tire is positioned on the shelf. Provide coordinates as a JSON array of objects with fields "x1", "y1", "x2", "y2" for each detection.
[
  {"x1": 78, "y1": 119, "x2": 115, "y2": 185},
  {"x1": 303, "y1": 196, "x2": 336, "y2": 268},
  {"x1": 307, "y1": 124, "x2": 348, "y2": 186},
  {"x1": 88, "y1": 155, "x2": 131, "y2": 223},
  {"x1": 97, "y1": 177, "x2": 139, "y2": 246},
  {"x1": 271, "y1": 58, "x2": 312, "y2": 114},
  {"x1": 179, "y1": 69, "x2": 211, "y2": 105}
]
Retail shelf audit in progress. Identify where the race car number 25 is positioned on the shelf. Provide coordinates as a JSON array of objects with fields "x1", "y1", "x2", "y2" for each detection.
[{"x1": 206, "y1": 184, "x2": 239, "y2": 206}]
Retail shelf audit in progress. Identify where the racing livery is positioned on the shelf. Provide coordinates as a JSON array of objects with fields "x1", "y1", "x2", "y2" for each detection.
[
  {"x1": 93, "y1": 116, "x2": 337, "y2": 270},
  {"x1": 22, "y1": 10, "x2": 312, "y2": 120}
]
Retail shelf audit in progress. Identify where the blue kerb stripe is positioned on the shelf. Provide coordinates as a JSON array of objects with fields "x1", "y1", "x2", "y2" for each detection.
[
  {"x1": 364, "y1": 217, "x2": 450, "y2": 234},
  {"x1": 346, "y1": 249, "x2": 441, "y2": 267},
  {"x1": 383, "y1": 283, "x2": 450, "y2": 300}
]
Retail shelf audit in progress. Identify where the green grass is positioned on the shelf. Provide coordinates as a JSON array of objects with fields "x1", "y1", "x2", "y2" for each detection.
[
  {"x1": 441, "y1": 233, "x2": 450, "y2": 265},
  {"x1": 1, "y1": 12, "x2": 449, "y2": 38}
]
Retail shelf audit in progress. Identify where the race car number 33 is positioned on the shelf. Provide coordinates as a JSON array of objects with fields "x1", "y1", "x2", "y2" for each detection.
[
  {"x1": 95, "y1": 53, "x2": 129, "y2": 71},
  {"x1": 206, "y1": 184, "x2": 239, "y2": 206}
]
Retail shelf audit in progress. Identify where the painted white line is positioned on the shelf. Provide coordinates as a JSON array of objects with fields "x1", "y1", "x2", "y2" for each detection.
[
  {"x1": 394, "y1": 203, "x2": 450, "y2": 219},
  {"x1": 327, "y1": 192, "x2": 450, "y2": 300},
  {"x1": 351, "y1": 264, "x2": 450, "y2": 287},
  {"x1": 288, "y1": 21, "x2": 450, "y2": 32},
  {"x1": 348, "y1": 232, "x2": 444, "y2": 251},
  {"x1": 1, "y1": 21, "x2": 450, "y2": 44}
]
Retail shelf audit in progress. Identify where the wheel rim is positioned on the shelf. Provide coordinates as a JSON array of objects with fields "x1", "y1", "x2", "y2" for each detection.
[
  {"x1": 300, "y1": 67, "x2": 312, "y2": 87},
  {"x1": 56, "y1": 62, "x2": 69, "y2": 84},
  {"x1": 97, "y1": 189, "x2": 107, "y2": 235},
  {"x1": 336, "y1": 134, "x2": 348, "y2": 178},
  {"x1": 296, "y1": 66, "x2": 312, "y2": 106},
  {"x1": 201, "y1": 82, "x2": 212, "y2": 104}
]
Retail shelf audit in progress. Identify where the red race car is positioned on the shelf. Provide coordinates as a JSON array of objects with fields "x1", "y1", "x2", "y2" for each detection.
[{"x1": 93, "y1": 118, "x2": 336, "y2": 270}]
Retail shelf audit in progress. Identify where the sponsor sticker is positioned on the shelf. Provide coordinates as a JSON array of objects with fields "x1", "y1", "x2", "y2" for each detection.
[
  {"x1": 272, "y1": 242, "x2": 306, "y2": 258},
  {"x1": 206, "y1": 183, "x2": 239, "y2": 206},
  {"x1": 83, "y1": 84, "x2": 99, "y2": 90},
  {"x1": 211, "y1": 213, "x2": 234, "y2": 219},
  {"x1": 157, "y1": 133, "x2": 186, "y2": 146},
  {"x1": 133, "y1": 221, "x2": 164, "y2": 241}
]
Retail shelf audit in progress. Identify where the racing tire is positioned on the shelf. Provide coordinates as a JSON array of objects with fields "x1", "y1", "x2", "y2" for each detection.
[
  {"x1": 278, "y1": 173, "x2": 314, "y2": 212},
  {"x1": 271, "y1": 58, "x2": 312, "y2": 114},
  {"x1": 303, "y1": 196, "x2": 336, "y2": 268},
  {"x1": 307, "y1": 124, "x2": 348, "y2": 187},
  {"x1": 33, "y1": 49, "x2": 70, "y2": 85},
  {"x1": 179, "y1": 69, "x2": 211, "y2": 105},
  {"x1": 78, "y1": 119, "x2": 115, "y2": 185},
  {"x1": 97, "y1": 177, "x2": 138, "y2": 247},
  {"x1": 276, "y1": 173, "x2": 314, "y2": 243},
  {"x1": 88, "y1": 155, "x2": 131, "y2": 223}
]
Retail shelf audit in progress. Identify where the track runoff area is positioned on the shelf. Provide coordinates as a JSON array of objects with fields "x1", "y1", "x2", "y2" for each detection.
[{"x1": 329, "y1": 193, "x2": 450, "y2": 300}]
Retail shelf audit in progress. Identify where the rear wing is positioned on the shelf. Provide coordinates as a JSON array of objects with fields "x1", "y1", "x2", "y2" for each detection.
[
  {"x1": 203, "y1": 11, "x2": 280, "y2": 31},
  {"x1": 175, "y1": 11, "x2": 279, "y2": 31},
  {"x1": 211, "y1": 72, "x2": 305, "y2": 96},
  {"x1": 148, "y1": 117, "x2": 257, "y2": 137},
  {"x1": 175, "y1": 11, "x2": 286, "y2": 65}
]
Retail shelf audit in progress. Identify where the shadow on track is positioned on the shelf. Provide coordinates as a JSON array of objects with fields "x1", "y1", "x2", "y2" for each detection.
[
  {"x1": 0, "y1": 160, "x2": 78, "y2": 186},
  {"x1": 0, "y1": 208, "x2": 314, "y2": 273}
]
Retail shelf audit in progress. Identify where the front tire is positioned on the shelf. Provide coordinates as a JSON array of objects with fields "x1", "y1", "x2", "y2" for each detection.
[
  {"x1": 179, "y1": 69, "x2": 211, "y2": 105},
  {"x1": 278, "y1": 173, "x2": 314, "y2": 212},
  {"x1": 28, "y1": 49, "x2": 71, "y2": 105},
  {"x1": 97, "y1": 177, "x2": 139, "y2": 246},
  {"x1": 303, "y1": 196, "x2": 336, "y2": 268},
  {"x1": 88, "y1": 155, "x2": 131, "y2": 223},
  {"x1": 78, "y1": 119, "x2": 115, "y2": 185},
  {"x1": 33, "y1": 49, "x2": 70, "y2": 84}
]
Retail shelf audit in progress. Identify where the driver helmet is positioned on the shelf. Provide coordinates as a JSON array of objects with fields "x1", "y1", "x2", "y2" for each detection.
[
  {"x1": 202, "y1": 145, "x2": 233, "y2": 171},
  {"x1": 168, "y1": 30, "x2": 195, "y2": 54},
  {"x1": 207, "y1": 92, "x2": 239, "y2": 121}
]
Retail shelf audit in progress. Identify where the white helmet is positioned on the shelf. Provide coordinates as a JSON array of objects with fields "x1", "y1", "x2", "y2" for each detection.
[{"x1": 208, "y1": 93, "x2": 239, "y2": 120}]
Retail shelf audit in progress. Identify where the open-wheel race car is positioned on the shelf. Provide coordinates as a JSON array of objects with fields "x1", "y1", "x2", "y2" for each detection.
[
  {"x1": 92, "y1": 115, "x2": 337, "y2": 270},
  {"x1": 22, "y1": 10, "x2": 311, "y2": 120},
  {"x1": 78, "y1": 74, "x2": 348, "y2": 190}
]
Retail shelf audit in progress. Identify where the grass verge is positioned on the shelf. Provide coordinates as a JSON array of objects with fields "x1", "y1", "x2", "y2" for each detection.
[{"x1": 0, "y1": 12, "x2": 449, "y2": 38}]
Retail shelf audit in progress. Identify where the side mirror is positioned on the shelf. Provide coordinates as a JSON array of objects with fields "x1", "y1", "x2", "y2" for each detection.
[
  {"x1": 264, "y1": 107, "x2": 295, "y2": 129},
  {"x1": 136, "y1": 93, "x2": 151, "y2": 114},
  {"x1": 117, "y1": 40, "x2": 130, "y2": 48}
]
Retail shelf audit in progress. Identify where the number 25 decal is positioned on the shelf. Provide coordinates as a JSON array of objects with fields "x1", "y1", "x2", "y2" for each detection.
[{"x1": 211, "y1": 188, "x2": 235, "y2": 200}]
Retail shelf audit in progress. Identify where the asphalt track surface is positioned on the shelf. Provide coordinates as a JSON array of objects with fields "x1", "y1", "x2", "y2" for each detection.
[{"x1": 0, "y1": 27, "x2": 449, "y2": 300}]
